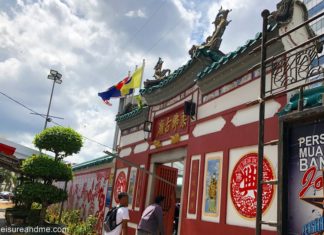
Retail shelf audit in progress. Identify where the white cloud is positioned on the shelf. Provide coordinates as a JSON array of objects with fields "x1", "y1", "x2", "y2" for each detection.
[
  {"x1": 0, "y1": 0, "x2": 281, "y2": 164},
  {"x1": 205, "y1": 0, "x2": 277, "y2": 53},
  {"x1": 125, "y1": 9, "x2": 146, "y2": 18}
]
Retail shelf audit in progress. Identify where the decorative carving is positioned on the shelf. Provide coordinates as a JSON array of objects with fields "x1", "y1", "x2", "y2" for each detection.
[
  {"x1": 153, "y1": 57, "x2": 171, "y2": 80},
  {"x1": 153, "y1": 140, "x2": 162, "y2": 148},
  {"x1": 270, "y1": 0, "x2": 293, "y2": 24},
  {"x1": 189, "y1": 7, "x2": 231, "y2": 58},
  {"x1": 143, "y1": 57, "x2": 171, "y2": 88},
  {"x1": 120, "y1": 102, "x2": 137, "y2": 115},
  {"x1": 170, "y1": 133, "x2": 180, "y2": 144}
]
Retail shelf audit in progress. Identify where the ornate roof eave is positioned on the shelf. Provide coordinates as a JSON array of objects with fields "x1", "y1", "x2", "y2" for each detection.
[
  {"x1": 197, "y1": 27, "x2": 284, "y2": 95},
  {"x1": 140, "y1": 51, "x2": 221, "y2": 106},
  {"x1": 116, "y1": 106, "x2": 149, "y2": 131}
]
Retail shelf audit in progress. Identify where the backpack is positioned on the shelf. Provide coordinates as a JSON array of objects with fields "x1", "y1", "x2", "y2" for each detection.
[{"x1": 104, "y1": 206, "x2": 121, "y2": 232}]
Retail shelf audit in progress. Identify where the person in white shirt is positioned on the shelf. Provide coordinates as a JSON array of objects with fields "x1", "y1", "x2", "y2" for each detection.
[{"x1": 105, "y1": 192, "x2": 130, "y2": 235}]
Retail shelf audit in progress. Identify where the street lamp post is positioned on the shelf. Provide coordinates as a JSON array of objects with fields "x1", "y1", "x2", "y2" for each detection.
[{"x1": 44, "y1": 69, "x2": 62, "y2": 130}]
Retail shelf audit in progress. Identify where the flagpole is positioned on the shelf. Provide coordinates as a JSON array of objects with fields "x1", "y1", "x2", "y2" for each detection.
[
  {"x1": 113, "y1": 71, "x2": 129, "y2": 151},
  {"x1": 139, "y1": 59, "x2": 145, "y2": 90},
  {"x1": 131, "y1": 65, "x2": 138, "y2": 105},
  {"x1": 125, "y1": 70, "x2": 131, "y2": 106}
]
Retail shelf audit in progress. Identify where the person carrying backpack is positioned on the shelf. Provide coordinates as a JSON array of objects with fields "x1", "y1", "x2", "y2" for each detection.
[
  {"x1": 137, "y1": 195, "x2": 165, "y2": 235},
  {"x1": 104, "y1": 192, "x2": 130, "y2": 235}
]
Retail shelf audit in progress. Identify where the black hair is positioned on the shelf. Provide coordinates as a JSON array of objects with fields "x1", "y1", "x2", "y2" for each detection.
[
  {"x1": 118, "y1": 192, "x2": 128, "y2": 200},
  {"x1": 154, "y1": 195, "x2": 165, "y2": 204}
]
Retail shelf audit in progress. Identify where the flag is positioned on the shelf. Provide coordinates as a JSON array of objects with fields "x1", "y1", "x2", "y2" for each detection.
[
  {"x1": 135, "y1": 95, "x2": 143, "y2": 108},
  {"x1": 98, "y1": 76, "x2": 132, "y2": 105},
  {"x1": 120, "y1": 66, "x2": 143, "y2": 96}
]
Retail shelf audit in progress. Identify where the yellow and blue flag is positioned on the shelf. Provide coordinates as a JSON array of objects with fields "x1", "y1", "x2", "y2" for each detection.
[{"x1": 121, "y1": 66, "x2": 143, "y2": 96}]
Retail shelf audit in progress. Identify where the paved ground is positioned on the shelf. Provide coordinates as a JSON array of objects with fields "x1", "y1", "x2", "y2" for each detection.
[
  {"x1": 0, "y1": 201, "x2": 13, "y2": 229},
  {"x1": 0, "y1": 208, "x2": 6, "y2": 225}
]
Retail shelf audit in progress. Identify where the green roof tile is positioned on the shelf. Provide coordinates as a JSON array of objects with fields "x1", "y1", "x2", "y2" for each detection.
[{"x1": 73, "y1": 155, "x2": 114, "y2": 171}]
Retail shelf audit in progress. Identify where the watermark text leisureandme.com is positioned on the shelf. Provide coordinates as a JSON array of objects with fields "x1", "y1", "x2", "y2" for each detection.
[{"x1": 0, "y1": 226, "x2": 68, "y2": 233}]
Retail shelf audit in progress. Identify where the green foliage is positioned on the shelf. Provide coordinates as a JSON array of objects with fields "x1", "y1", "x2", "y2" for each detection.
[
  {"x1": 61, "y1": 210, "x2": 96, "y2": 235},
  {"x1": 62, "y1": 209, "x2": 80, "y2": 225},
  {"x1": 31, "y1": 202, "x2": 42, "y2": 210},
  {"x1": 47, "y1": 208, "x2": 97, "y2": 234},
  {"x1": 46, "y1": 204, "x2": 60, "y2": 224},
  {"x1": 21, "y1": 155, "x2": 72, "y2": 182},
  {"x1": 33, "y1": 126, "x2": 83, "y2": 159},
  {"x1": 14, "y1": 182, "x2": 67, "y2": 206},
  {"x1": 73, "y1": 215, "x2": 97, "y2": 235}
]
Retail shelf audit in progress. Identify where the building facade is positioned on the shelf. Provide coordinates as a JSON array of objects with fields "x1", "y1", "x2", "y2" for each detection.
[
  {"x1": 110, "y1": 1, "x2": 323, "y2": 235},
  {"x1": 304, "y1": 0, "x2": 324, "y2": 65}
]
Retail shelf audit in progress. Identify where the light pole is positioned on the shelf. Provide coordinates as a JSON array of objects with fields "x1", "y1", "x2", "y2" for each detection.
[{"x1": 44, "y1": 69, "x2": 62, "y2": 130}]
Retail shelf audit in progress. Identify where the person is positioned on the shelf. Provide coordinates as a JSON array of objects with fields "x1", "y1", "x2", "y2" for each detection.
[
  {"x1": 173, "y1": 202, "x2": 180, "y2": 235},
  {"x1": 137, "y1": 195, "x2": 165, "y2": 235},
  {"x1": 105, "y1": 192, "x2": 130, "y2": 235}
]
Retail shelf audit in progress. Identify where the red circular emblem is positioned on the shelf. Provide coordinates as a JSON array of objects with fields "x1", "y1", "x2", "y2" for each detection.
[
  {"x1": 230, "y1": 153, "x2": 274, "y2": 218},
  {"x1": 114, "y1": 171, "x2": 127, "y2": 203}
]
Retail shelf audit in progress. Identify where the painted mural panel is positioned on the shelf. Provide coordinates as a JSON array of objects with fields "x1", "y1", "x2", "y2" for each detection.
[
  {"x1": 226, "y1": 145, "x2": 278, "y2": 230},
  {"x1": 113, "y1": 167, "x2": 128, "y2": 206},
  {"x1": 201, "y1": 152, "x2": 222, "y2": 223},
  {"x1": 285, "y1": 119, "x2": 324, "y2": 235},
  {"x1": 65, "y1": 168, "x2": 110, "y2": 235},
  {"x1": 127, "y1": 167, "x2": 137, "y2": 209},
  {"x1": 187, "y1": 155, "x2": 200, "y2": 219}
]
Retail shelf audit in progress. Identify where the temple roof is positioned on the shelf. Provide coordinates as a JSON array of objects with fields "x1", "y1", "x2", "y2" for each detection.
[
  {"x1": 197, "y1": 24, "x2": 279, "y2": 81},
  {"x1": 72, "y1": 155, "x2": 114, "y2": 171},
  {"x1": 140, "y1": 49, "x2": 224, "y2": 96}
]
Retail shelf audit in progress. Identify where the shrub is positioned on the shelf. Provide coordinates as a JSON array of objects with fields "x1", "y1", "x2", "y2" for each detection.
[
  {"x1": 33, "y1": 126, "x2": 83, "y2": 160},
  {"x1": 21, "y1": 155, "x2": 72, "y2": 182},
  {"x1": 14, "y1": 182, "x2": 67, "y2": 206}
]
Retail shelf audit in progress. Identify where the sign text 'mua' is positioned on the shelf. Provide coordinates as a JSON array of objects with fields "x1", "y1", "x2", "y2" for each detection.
[{"x1": 298, "y1": 134, "x2": 324, "y2": 171}]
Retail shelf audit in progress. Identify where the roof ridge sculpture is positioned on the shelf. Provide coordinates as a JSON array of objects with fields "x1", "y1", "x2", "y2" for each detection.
[{"x1": 189, "y1": 7, "x2": 231, "y2": 58}]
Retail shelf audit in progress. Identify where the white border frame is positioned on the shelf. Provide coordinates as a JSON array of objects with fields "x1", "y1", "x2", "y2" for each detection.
[
  {"x1": 186, "y1": 155, "x2": 201, "y2": 219},
  {"x1": 201, "y1": 151, "x2": 223, "y2": 223},
  {"x1": 127, "y1": 167, "x2": 138, "y2": 210}
]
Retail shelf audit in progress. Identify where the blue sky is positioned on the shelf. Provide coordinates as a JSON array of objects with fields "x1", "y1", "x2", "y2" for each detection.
[{"x1": 0, "y1": 0, "x2": 277, "y2": 163}]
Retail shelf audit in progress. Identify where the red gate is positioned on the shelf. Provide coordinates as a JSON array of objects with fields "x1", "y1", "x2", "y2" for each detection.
[{"x1": 154, "y1": 164, "x2": 178, "y2": 235}]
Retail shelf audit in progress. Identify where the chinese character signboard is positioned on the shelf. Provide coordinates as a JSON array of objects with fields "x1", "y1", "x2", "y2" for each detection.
[
  {"x1": 230, "y1": 153, "x2": 274, "y2": 218},
  {"x1": 135, "y1": 166, "x2": 145, "y2": 210},
  {"x1": 153, "y1": 108, "x2": 188, "y2": 140},
  {"x1": 282, "y1": 116, "x2": 324, "y2": 235},
  {"x1": 113, "y1": 168, "x2": 128, "y2": 206},
  {"x1": 187, "y1": 155, "x2": 200, "y2": 219}
]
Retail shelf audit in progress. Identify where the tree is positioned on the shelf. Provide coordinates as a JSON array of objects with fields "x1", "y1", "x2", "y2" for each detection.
[
  {"x1": 0, "y1": 167, "x2": 17, "y2": 191},
  {"x1": 15, "y1": 126, "x2": 83, "y2": 225},
  {"x1": 33, "y1": 126, "x2": 83, "y2": 161}
]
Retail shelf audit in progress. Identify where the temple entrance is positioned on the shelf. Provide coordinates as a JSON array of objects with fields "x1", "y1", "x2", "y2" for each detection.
[
  {"x1": 153, "y1": 161, "x2": 184, "y2": 235},
  {"x1": 146, "y1": 148, "x2": 186, "y2": 235},
  {"x1": 154, "y1": 164, "x2": 178, "y2": 235}
]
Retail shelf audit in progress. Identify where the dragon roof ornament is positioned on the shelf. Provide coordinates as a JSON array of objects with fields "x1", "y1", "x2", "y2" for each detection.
[{"x1": 189, "y1": 7, "x2": 231, "y2": 58}]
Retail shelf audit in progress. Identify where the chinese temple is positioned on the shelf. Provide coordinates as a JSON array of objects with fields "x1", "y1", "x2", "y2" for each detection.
[
  {"x1": 71, "y1": 0, "x2": 324, "y2": 234},
  {"x1": 111, "y1": 0, "x2": 323, "y2": 234}
]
